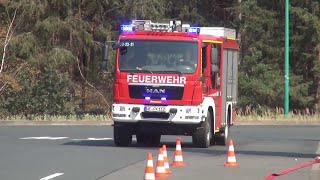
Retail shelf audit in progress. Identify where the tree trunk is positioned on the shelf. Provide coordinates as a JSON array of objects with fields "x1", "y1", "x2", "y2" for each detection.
[
  {"x1": 80, "y1": 51, "x2": 87, "y2": 112},
  {"x1": 317, "y1": 49, "x2": 320, "y2": 113}
]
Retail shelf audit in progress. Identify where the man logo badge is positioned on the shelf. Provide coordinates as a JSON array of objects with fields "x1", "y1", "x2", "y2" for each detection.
[{"x1": 146, "y1": 88, "x2": 166, "y2": 94}]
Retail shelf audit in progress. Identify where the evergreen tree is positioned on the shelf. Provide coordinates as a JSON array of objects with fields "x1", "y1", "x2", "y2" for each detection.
[
  {"x1": 237, "y1": 0, "x2": 320, "y2": 114},
  {"x1": 0, "y1": 0, "x2": 319, "y2": 117}
]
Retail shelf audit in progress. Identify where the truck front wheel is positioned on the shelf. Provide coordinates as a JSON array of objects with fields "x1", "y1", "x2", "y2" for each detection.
[
  {"x1": 192, "y1": 112, "x2": 212, "y2": 148},
  {"x1": 114, "y1": 123, "x2": 132, "y2": 147}
]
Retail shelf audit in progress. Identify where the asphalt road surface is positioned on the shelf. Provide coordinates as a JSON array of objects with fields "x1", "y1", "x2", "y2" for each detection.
[{"x1": 0, "y1": 125, "x2": 319, "y2": 180}]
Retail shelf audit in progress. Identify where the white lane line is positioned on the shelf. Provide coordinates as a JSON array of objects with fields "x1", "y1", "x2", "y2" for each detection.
[
  {"x1": 312, "y1": 142, "x2": 320, "y2": 171},
  {"x1": 40, "y1": 173, "x2": 64, "y2": 180},
  {"x1": 71, "y1": 137, "x2": 113, "y2": 141},
  {"x1": 20, "y1": 137, "x2": 68, "y2": 140}
]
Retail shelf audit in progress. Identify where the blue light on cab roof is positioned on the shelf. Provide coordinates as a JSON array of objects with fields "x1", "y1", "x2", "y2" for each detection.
[
  {"x1": 188, "y1": 27, "x2": 200, "y2": 34},
  {"x1": 120, "y1": 25, "x2": 133, "y2": 32}
]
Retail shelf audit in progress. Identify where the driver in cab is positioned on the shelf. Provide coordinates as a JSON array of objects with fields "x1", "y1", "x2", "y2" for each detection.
[{"x1": 177, "y1": 51, "x2": 197, "y2": 70}]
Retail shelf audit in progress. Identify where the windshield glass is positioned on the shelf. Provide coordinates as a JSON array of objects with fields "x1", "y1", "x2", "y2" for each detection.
[{"x1": 119, "y1": 40, "x2": 198, "y2": 74}]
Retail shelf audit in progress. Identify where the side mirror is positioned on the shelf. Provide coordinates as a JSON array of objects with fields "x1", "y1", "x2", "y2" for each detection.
[
  {"x1": 112, "y1": 41, "x2": 127, "y2": 55},
  {"x1": 112, "y1": 42, "x2": 121, "y2": 50},
  {"x1": 212, "y1": 64, "x2": 219, "y2": 73},
  {"x1": 212, "y1": 48, "x2": 218, "y2": 64},
  {"x1": 101, "y1": 43, "x2": 108, "y2": 71},
  {"x1": 103, "y1": 43, "x2": 108, "y2": 61}
]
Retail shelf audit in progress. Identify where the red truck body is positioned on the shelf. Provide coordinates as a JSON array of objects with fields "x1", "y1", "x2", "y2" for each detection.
[{"x1": 112, "y1": 20, "x2": 239, "y2": 148}]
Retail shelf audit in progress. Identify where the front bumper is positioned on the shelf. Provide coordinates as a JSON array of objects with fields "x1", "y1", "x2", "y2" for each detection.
[{"x1": 112, "y1": 103, "x2": 204, "y2": 124}]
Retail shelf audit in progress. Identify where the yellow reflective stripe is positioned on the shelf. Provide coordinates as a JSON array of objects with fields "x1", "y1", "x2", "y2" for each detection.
[
  {"x1": 227, "y1": 37, "x2": 237, "y2": 40},
  {"x1": 200, "y1": 48, "x2": 203, "y2": 77},
  {"x1": 203, "y1": 40, "x2": 222, "y2": 44}
]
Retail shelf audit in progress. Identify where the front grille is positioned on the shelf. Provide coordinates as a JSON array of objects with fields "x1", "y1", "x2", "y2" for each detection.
[
  {"x1": 129, "y1": 85, "x2": 184, "y2": 100},
  {"x1": 141, "y1": 112, "x2": 170, "y2": 119}
]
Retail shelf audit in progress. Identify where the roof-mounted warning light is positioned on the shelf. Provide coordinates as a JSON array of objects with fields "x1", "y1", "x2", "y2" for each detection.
[
  {"x1": 119, "y1": 20, "x2": 237, "y2": 39},
  {"x1": 188, "y1": 27, "x2": 200, "y2": 34},
  {"x1": 120, "y1": 25, "x2": 133, "y2": 32},
  {"x1": 120, "y1": 20, "x2": 192, "y2": 33}
]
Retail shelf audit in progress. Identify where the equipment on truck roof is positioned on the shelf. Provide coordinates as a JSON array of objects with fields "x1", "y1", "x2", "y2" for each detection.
[{"x1": 120, "y1": 20, "x2": 236, "y2": 39}]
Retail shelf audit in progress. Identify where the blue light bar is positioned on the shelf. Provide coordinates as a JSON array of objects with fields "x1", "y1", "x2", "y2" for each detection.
[
  {"x1": 145, "y1": 97, "x2": 151, "y2": 100},
  {"x1": 120, "y1": 25, "x2": 133, "y2": 32},
  {"x1": 161, "y1": 97, "x2": 167, "y2": 101},
  {"x1": 188, "y1": 27, "x2": 200, "y2": 34}
]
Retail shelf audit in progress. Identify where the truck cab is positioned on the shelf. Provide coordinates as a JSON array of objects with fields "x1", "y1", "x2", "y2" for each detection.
[{"x1": 111, "y1": 20, "x2": 239, "y2": 148}]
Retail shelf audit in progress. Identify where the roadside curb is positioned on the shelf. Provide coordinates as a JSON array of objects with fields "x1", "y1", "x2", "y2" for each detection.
[
  {"x1": 0, "y1": 120, "x2": 113, "y2": 126},
  {"x1": 0, "y1": 120, "x2": 319, "y2": 126},
  {"x1": 236, "y1": 121, "x2": 320, "y2": 126}
]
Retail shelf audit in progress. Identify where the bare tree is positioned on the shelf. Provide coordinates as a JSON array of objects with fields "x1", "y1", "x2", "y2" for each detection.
[
  {"x1": 76, "y1": 58, "x2": 110, "y2": 110},
  {"x1": 0, "y1": 4, "x2": 25, "y2": 94},
  {"x1": 0, "y1": 7, "x2": 18, "y2": 76}
]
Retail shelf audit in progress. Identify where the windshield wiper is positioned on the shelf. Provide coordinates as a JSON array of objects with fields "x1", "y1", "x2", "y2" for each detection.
[{"x1": 154, "y1": 70, "x2": 182, "y2": 76}]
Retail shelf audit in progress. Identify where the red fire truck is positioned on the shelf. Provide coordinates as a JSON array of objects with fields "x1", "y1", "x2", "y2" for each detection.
[{"x1": 110, "y1": 20, "x2": 239, "y2": 148}]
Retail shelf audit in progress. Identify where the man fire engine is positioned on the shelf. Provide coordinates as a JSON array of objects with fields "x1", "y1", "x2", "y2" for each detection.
[{"x1": 109, "y1": 20, "x2": 239, "y2": 148}]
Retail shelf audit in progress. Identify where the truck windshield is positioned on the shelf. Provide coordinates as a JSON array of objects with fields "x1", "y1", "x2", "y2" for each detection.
[{"x1": 119, "y1": 40, "x2": 198, "y2": 74}]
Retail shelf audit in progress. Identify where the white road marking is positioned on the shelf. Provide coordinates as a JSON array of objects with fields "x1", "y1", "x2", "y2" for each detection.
[
  {"x1": 71, "y1": 137, "x2": 113, "y2": 141},
  {"x1": 20, "y1": 137, "x2": 115, "y2": 141},
  {"x1": 311, "y1": 142, "x2": 320, "y2": 171},
  {"x1": 20, "y1": 137, "x2": 68, "y2": 140},
  {"x1": 40, "y1": 173, "x2": 63, "y2": 180}
]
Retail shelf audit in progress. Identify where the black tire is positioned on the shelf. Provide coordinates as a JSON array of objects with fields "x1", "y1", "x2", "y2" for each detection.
[
  {"x1": 192, "y1": 111, "x2": 212, "y2": 148},
  {"x1": 114, "y1": 123, "x2": 132, "y2": 147}
]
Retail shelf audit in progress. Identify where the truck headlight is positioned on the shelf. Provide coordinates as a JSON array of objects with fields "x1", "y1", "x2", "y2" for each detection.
[{"x1": 186, "y1": 108, "x2": 200, "y2": 114}]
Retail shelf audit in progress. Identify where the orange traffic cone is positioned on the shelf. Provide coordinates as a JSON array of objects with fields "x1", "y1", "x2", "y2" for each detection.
[
  {"x1": 162, "y1": 145, "x2": 172, "y2": 174},
  {"x1": 225, "y1": 140, "x2": 239, "y2": 167},
  {"x1": 172, "y1": 138, "x2": 185, "y2": 166},
  {"x1": 155, "y1": 148, "x2": 169, "y2": 178},
  {"x1": 144, "y1": 153, "x2": 155, "y2": 180}
]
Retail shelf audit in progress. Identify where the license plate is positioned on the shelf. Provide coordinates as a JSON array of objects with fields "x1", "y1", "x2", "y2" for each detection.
[{"x1": 144, "y1": 106, "x2": 166, "y2": 112}]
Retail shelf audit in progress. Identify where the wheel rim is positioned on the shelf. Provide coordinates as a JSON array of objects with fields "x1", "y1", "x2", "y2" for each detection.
[
  {"x1": 224, "y1": 124, "x2": 229, "y2": 139},
  {"x1": 206, "y1": 121, "x2": 211, "y2": 144},
  {"x1": 206, "y1": 131, "x2": 210, "y2": 142}
]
